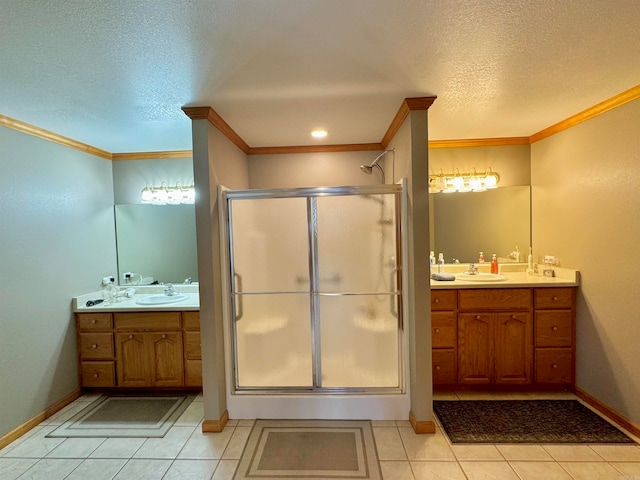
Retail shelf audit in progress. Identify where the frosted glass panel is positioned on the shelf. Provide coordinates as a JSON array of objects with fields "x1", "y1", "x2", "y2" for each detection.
[
  {"x1": 230, "y1": 197, "x2": 309, "y2": 293},
  {"x1": 319, "y1": 295, "x2": 399, "y2": 388},
  {"x1": 316, "y1": 194, "x2": 398, "y2": 293},
  {"x1": 236, "y1": 293, "x2": 312, "y2": 387}
]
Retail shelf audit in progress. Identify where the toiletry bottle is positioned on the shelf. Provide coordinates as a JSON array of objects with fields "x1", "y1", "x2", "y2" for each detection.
[
  {"x1": 515, "y1": 246, "x2": 520, "y2": 262},
  {"x1": 478, "y1": 251, "x2": 485, "y2": 263},
  {"x1": 438, "y1": 253, "x2": 445, "y2": 273},
  {"x1": 527, "y1": 247, "x2": 533, "y2": 274},
  {"x1": 429, "y1": 251, "x2": 435, "y2": 274},
  {"x1": 491, "y1": 254, "x2": 499, "y2": 274}
]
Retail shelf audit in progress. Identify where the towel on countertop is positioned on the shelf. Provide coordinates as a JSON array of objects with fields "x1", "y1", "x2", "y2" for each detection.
[{"x1": 431, "y1": 273, "x2": 456, "y2": 281}]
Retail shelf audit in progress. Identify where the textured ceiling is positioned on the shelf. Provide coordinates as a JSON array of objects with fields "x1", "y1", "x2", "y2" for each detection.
[{"x1": 1, "y1": 0, "x2": 639, "y2": 152}]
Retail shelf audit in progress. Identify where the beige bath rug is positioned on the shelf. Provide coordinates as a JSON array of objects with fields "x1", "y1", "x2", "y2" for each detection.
[
  {"x1": 47, "y1": 393, "x2": 196, "y2": 438},
  {"x1": 234, "y1": 419, "x2": 382, "y2": 480}
]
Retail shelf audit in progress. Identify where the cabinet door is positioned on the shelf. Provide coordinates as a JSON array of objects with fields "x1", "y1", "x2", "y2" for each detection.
[
  {"x1": 495, "y1": 312, "x2": 532, "y2": 384},
  {"x1": 458, "y1": 313, "x2": 493, "y2": 384},
  {"x1": 116, "y1": 333, "x2": 150, "y2": 387},
  {"x1": 149, "y1": 332, "x2": 184, "y2": 387}
]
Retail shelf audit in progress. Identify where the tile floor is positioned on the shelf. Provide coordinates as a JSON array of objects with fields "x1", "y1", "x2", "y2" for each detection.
[{"x1": 1, "y1": 391, "x2": 639, "y2": 479}]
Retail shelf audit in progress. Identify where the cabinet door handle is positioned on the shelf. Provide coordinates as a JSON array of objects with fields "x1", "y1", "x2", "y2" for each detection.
[
  {"x1": 434, "y1": 328, "x2": 440, "y2": 333},
  {"x1": 511, "y1": 315, "x2": 517, "y2": 319},
  {"x1": 162, "y1": 334, "x2": 167, "y2": 339},
  {"x1": 93, "y1": 373, "x2": 99, "y2": 378},
  {"x1": 129, "y1": 334, "x2": 133, "y2": 339},
  {"x1": 476, "y1": 315, "x2": 481, "y2": 320},
  {"x1": 552, "y1": 326, "x2": 558, "y2": 331},
  {"x1": 552, "y1": 363, "x2": 558, "y2": 369},
  {"x1": 434, "y1": 298, "x2": 440, "y2": 304},
  {"x1": 435, "y1": 365, "x2": 441, "y2": 371},
  {"x1": 91, "y1": 344, "x2": 97, "y2": 349}
]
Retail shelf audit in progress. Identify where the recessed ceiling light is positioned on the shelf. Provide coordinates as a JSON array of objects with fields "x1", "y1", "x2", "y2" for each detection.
[{"x1": 310, "y1": 129, "x2": 328, "y2": 138}]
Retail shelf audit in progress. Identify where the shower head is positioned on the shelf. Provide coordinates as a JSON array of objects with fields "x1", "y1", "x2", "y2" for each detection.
[{"x1": 359, "y1": 149, "x2": 394, "y2": 184}]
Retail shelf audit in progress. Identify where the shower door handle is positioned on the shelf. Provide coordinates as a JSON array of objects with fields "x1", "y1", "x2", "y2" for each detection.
[{"x1": 234, "y1": 272, "x2": 243, "y2": 321}]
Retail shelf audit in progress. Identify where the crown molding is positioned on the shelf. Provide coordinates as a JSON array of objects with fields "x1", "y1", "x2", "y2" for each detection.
[
  {"x1": 248, "y1": 143, "x2": 383, "y2": 156},
  {"x1": 381, "y1": 96, "x2": 437, "y2": 148},
  {"x1": 182, "y1": 106, "x2": 250, "y2": 154},
  {"x1": 4, "y1": 86, "x2": 638, "y2": 159},
  {"x1": 112, "y1": 150, "x2": 192, "y2": 161},
  {"x1": 530, "y1": 84, "x2": 640, "y2": 143},
  {"x1": 0, "y1": 114, "x2": 112, "y2": 159},
  {"x1": 429, "y1": 137, "x2": 530, "y2": 149}
]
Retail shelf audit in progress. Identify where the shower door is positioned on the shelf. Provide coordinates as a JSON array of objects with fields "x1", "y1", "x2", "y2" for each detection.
[{"x1": 226, "y1": 186, "x2": 402, "y2": 392}]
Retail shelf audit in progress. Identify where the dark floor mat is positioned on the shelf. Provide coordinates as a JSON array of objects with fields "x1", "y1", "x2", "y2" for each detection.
[{"x1": 433, "y1": 400, "x2": 636, "y2": 444}]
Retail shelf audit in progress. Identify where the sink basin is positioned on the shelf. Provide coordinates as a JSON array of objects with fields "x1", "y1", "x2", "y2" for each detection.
[
  {"x1": 136, "y1": 294, "x2": 189, "y2": 305},
  {"x1": 456, "y1": 273, "x2": 507, "y2": 282}
]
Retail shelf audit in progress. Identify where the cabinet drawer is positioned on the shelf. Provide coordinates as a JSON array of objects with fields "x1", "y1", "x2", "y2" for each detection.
[
  {"x1": 432, "y1": 312, "x2": 456, "y2": 348},
  {"x1": 81, "y1": 361, "x2": 115, "y2": 387},
  {"x1": 183, "y1": 311, "x2": 200, "y2": 331},
  {"x1": 184, "y1": 331, "x2": 201, "y2": 359},
  {"x1": 535, "y1": 311, "x2": 573, "y2": 347},
  {"x1": 432, "y1": 349, "x2": 456, "y2": 384},
  {"x1": 79, "y1": 333, "x2": 114, "y2": 359},
  {"x1": 114, "y1": 312, "x2": 181, "y2": 331},
  {"x1": 535, "y1": 348, "x2": 573, "y2": 384},
  {"x1": 185, "y1": 359, "x2": 202, "y2": 387},
  {"x1": 77, "y1": 313, "x2": 113, "y2": 332},
  {"x1": 431, "y1": 290, "x2": 457, "y2": 311},
  {"x1": 534, "y1": 288, "x2": 574, "y2": 309},
  {"x1": 459, "y1": 289, "x2": 531, "y2": 311}
]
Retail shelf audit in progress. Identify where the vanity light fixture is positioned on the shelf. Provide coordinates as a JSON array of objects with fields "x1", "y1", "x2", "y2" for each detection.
[
  {"x1": 141, "y1": 182, "x2": 195, "y2": 205},
  {"x1": 429, "y1": 167, "x2": 500, "y2": 193},
  {"x1": 310, "y1": 129, "x2": 328, "y2": 138}
]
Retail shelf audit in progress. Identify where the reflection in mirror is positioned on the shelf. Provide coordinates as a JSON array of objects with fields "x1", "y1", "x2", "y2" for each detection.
[
  {"x1": 114, "y1": 204, "x2": 198, "y2": 285},
  {"x1": 430, "y1": 186, "x2": 531, "y2": 264}
]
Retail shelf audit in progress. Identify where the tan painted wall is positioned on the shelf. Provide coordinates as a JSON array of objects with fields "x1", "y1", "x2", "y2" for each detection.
[
  {"x1": 429, "y1": 144, "x2": 531, "y2": 187},
  {"x1": 248, "y1": 151, "x2": 386, "y2": 188},
  {"x1": 531, "y1": 98, "x2": 640, "y2": 424}
]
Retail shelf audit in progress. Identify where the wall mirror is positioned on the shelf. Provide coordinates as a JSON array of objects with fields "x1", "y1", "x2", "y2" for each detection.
[
  {"x1": 114, "y1": 204, "x2": 198, "y2": 285},
  {"x1": 430, "y1": 186, "x2": 531, "y2": 264}
]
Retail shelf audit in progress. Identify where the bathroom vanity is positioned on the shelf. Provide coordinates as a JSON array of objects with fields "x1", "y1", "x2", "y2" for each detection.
[
  {"x1": 430, "y1": 267, "x2": 578, "y2": 390},
  {"x1": 73, "y1": 287, "x2": 201, "y2": 389}
]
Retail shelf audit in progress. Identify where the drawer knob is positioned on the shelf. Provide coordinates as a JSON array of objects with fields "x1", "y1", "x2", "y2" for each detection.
[
  {"x1": 434, "y1": 299, "x2": 440, "y2": 304},
  {"x1": 93, "y1": 373, "x2": 99, "y2": 378},
  {"x1": 129, "y1": 334, "x2": 133, "y2": 339},
  {"x1": 552, "y1": 326, "x2": 558, "y2": 331},
  {"x1": 511, "y1": 315, "x2": 517, "y2": 319},
  {"x1": 91, "y1": 344, "x2": 97, "y2": 349},
  {"x1": 435, "y1": 328, "x2": 440, "y2": 333},
  {"x1": 162, "y1": 334, "x2": 167, "y2": 339},
  {"x1": 435, "y1": 365, "x2": 441, "y2": 371},
  {"x1": 552, "y1": 364, "x2": 558, "y2": 369},
  {"x1": 476, "y1": 315, "x2": 481, "y2": 320},
  {"x1": 553, "y1": 296, "x2": 559, "y2": 301},
  {"x1": 90, "y1": 319, "x2": 96, "y2": 324}
]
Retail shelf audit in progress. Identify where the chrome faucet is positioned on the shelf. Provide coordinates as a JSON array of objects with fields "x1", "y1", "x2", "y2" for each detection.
[
  {"x1": 465, "y1": 263, "x2": 479, "y2": 275},
  {"x1": 164, "y1": 283, "x2": 175, "y2": 296},
  {"x1": 183, "y1": 277, "x2": 192, "y2": 285}
]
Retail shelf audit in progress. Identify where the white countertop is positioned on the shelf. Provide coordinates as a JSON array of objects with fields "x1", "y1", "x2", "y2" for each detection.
[
  {"x1": 73, "y1": 285, "x2": 200, "y2": 312},
  {"x1": 430, "y1": 265, "x2": 579, "y2": 289}
]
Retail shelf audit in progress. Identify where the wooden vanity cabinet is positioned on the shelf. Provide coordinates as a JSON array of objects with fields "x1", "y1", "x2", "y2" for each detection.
[
  {"x1": 77, "y1": 313, "x2": 116, "y2": 387},
  {"x1": 431, "y1": 286, "x2": 575, "y2": 389},
  {"x1": 431, "y1": 290, "x2": 457, "y2": 385},
  {"x1": 534, "y1": 288, "x2": 575, "y2": 385},
  {"x1": 76, "y1": 310, "x2": 201, "y2": 389},
  {"x1": 183, "y1": 311, "x2": 202, "y2": 387},
  {"x1": 457, "y1": 289, "x2": 533, "y2": 385}
]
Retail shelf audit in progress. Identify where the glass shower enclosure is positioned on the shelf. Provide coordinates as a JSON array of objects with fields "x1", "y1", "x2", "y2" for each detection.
[{"x1": 223, "y1": 184, "x2": 404, "y2": 394}]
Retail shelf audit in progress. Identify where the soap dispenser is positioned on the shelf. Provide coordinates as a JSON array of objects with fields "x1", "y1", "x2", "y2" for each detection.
[
  {"x1": 478, "y1": 252, "x2": 485, "y2": 263},
  {"x1": 490, "y1": 254, "x2": 499, "y2": 274}
]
